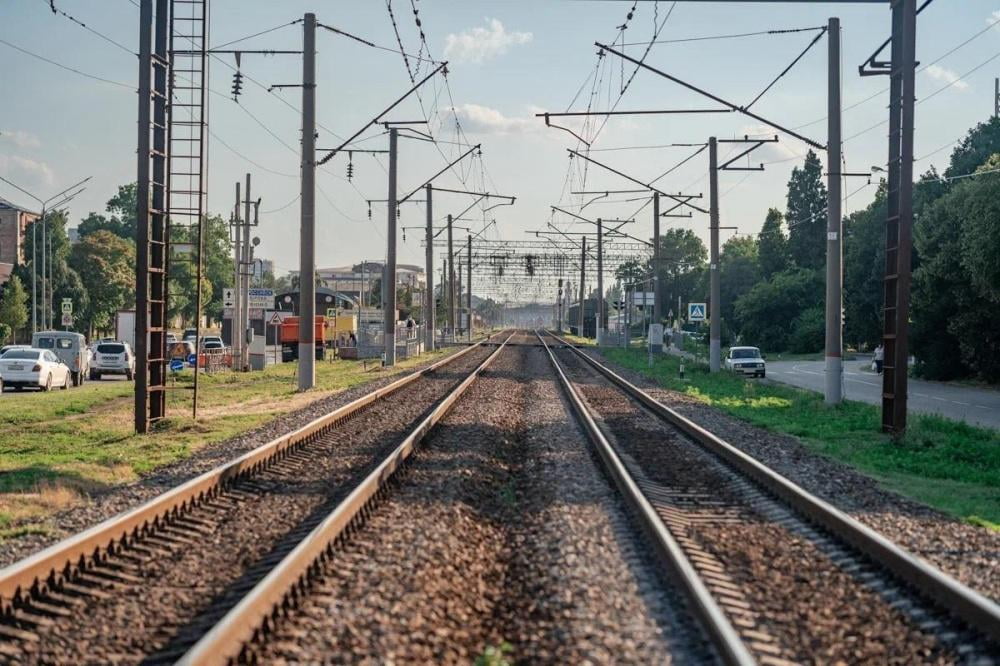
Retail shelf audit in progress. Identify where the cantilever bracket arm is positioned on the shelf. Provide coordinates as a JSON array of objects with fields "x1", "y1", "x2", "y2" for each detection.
[
  {"x1": 568, "y1": 149, "x2": 709, "y2": 214},
  {"x1": 399, "y1": 144, "x2": 481, "y2": 204},
  {"x1": 317, "y1": 62, "x2": 448, "y2": 165},
  {"x1": 540, "y1": 113, "x2": 591, "y2": 147},
  {"x1": 595, "y1": 42, "x2": 826, "y2": 151}
]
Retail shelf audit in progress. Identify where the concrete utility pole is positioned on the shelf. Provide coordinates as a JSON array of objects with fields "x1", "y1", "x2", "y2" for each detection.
[
  {"x1": 825, "y1": 17, "x2": 843, "y2": 405},
  {"x1": 578, "y1": 237, "x2": 586, "y2": 336},
  {"x1": 456, "y1": 261, "x2": 462, "y2": 335},
  {"x1": 708, "y1": 136, "x2": 721, "y2": 373},
  {"x1": 424, "y1": 183, "x2": 434, "y2": 351},
  {"x1": 467, "y1": 234, "x2": 472, "y2": 341},
  {"x1": 232, "y1": 182, "x2": 242, "y2": 367},
  {"x1": 242, "y1": 172, "x2": 252, "y2": 371},
  {"x1": 995, "y1": 77, "x2": 999, "y2": 118},
  {"x1": 298, "y1": 12, "x2": 316, "y2": 390},
  {"x1": 447, "y1": 214, "x2": 455, "y2": 340},
  {"x1": 596, "y1": 218, "x2": 604, "y2": 344},
  {"x1": 653, "y1": 191, "x2": 662, "y2": 323},
  {"x1": 384, "y1": 127, "x2": 398, "y2": 366}
]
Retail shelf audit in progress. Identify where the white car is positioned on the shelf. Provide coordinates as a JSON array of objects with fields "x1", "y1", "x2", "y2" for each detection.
[
  {"x1": 725, "y1": 346, "x2": 766, "y2": 378},
  {"x1": 90, "y1": 342, "x2": 135, "y2": 380},
  {"x1": 0, "y1": 348, "x2": 71, "y2": 391}
]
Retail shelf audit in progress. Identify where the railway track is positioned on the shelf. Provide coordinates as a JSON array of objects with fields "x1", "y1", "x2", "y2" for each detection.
[
  {"x1": 537, "y1": 329, "x2": 1000, "y2": 664},
  {"x1": 0, "y1": 331, "x2": 512, "y2": 664}
]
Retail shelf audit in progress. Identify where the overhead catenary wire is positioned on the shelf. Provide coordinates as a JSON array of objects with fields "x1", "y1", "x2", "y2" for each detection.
[
  {"x1": 0, "y1": 37, "x2": 134, "y2": 90},
  {"x1": 619, "y1": 25, "x2": 826, "y2": 47}
]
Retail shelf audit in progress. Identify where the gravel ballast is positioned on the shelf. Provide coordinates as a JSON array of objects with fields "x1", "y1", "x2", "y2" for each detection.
[
  {"x1": 581, "y1": 346, "x2": 1000, "y2": 604},
  {"x1": 2, "y1": 346, "x2": 496, "y2": 664},
  {"x1": 0, "y1": 346, "x2": 474, "y2": 569},
  {"x1": 255, "y1": 341, "x2": 710, "y2": 664},
  {"x1": 554, "y1": 344, "x2": 991, "y2": 664}
]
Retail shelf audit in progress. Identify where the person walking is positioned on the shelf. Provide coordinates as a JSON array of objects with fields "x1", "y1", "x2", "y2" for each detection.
[{"x1": 874, "y1": 343, "x2": 884, "y2": 375}]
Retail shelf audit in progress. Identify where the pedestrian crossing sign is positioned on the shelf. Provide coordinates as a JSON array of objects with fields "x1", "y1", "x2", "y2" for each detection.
[{"x1": 688, "y1": 302, "x2": 706, "y2": 322}]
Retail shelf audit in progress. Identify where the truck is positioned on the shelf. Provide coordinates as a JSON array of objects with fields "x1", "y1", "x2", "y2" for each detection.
[
  {"x1": 115, "y1": 310, "x2": 137, "y2": 351},
  {"x1": 279, "y1": 316, "x2": 325, "y2": 362}
]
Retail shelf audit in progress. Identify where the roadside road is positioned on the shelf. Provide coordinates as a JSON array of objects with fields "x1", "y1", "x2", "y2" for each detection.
[{"x1": 766, "y1": 358, "x2": 1000, "y2": 432}]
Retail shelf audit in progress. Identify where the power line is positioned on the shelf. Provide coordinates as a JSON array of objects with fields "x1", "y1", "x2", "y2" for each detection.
[
  {"x1": 0, "y1": 37, "x2": 134, "y2": 90},
  {"x1": 211, "y1": 20, "x2": 300, "y2": 50},
  {"x1": 42, "y1": 0, "x2": 136, "y2": 56},
  {"x1": 620, "y1": 25, "x2": 825, "y2": 47}
]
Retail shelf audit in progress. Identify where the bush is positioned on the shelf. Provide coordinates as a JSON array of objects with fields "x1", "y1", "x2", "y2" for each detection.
[
  {"x1": 0, "y1": 323, "x2": 9, "y2": 344},
  {"x1": 788, "y1": 306, "x2": 824, "y2": 353}
]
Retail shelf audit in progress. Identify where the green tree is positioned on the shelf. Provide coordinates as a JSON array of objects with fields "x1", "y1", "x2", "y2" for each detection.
[
  {"x1": 655, "y1": 228, "x2": 707, "y2": 322},
  {"x1": 734, "y1": 267, "x2": 824, "y2": 352},
  {"x1": 14, "y1": 210, "x2": 88, "y2": 330},
  {"x1": 0, "y1": 275, "x2": 29, "y2": 342},
  {"x1": 719, "y1": 235, "x2": 759, "y2": 340},
  {"x1": 69, "y1": 231, "x2": 135, "y2": 335},
  {"x1": 785, "y1": 151, "x2": 828, "y2": 270},
  {"x1": 944, "y1": 116, "x2": 1000, "y2": 179},
  {"x1": 77, "y1": 183, "x2": 138, "y2": 241},
  {"x1": 757, "y1": 208, "x2": 789, "y2": 279},
  {"x1": 843, "y1": 181, "x2": 887, "y2": 350}
]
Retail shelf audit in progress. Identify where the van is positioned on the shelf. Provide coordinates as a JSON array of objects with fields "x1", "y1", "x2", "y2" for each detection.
[{"x1": 32, "y1": 331, "x2": 90, "y2": 386}]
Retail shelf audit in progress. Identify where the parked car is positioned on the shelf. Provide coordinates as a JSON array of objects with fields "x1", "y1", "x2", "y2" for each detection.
[
  {"x1": 166, "y1": 332, "x2": 178, "y2": 346},
  {"x1": 724, "y1": 346, "x2": 766, "y2": 378},
  {"x1": 90, "y1": 342, "x2": 135, "y2": 381},
  {"x1": 0, "y1": 348, "x2": 71, "y2": 391},
  {"x1": 32, "y1": 331, "x2": 90, "y2": 386},
  {"x1": 182, "y1": 328, "x2": 198, "y2": 342},
  {"x1": 199, "y1": 335, "x2": 224, "y2": 351},
  {"x1": 0, "y1": 344, "x2": 31, "y2": 358}
]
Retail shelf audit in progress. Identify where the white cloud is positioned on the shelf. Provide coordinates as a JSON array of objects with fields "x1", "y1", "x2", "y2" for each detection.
[
  {"x1": 443, "y1": 18, "x2": 532, "y2": 64},
  {"x1": 453, "y1": 103, "x2": 540, "y2": 135},
  {"x1": 989, "y1": 10, "x2": 1000, "y2": 30},
  {"x1": 0, "y1": 154, "x2": 55, "y2": 189},
  {"x1": 924, "y1": 64, "x2": 969, "y2": 91},
  {"x1": 0, "y1": 129, "x2": 41, "y2": 149}
]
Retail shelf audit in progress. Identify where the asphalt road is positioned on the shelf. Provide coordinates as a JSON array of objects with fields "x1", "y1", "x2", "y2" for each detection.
[{"x1": 766, "y1": 358, "x2": 1000, "y2": 432}]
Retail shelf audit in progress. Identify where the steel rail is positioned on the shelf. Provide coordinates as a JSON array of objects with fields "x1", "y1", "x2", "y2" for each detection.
[
  {"x1": 535, "y1": 331, "x2": 754, "y2": 666},
  {"x1": 546, "y1": 331, "x2": 1000, "y2": 645},
  {"x1": 178, "y1": 332, "x2": 516, "y2": 665},
  {"x1": 0, "y1": 334, "x2": 503, "y2": 616}
]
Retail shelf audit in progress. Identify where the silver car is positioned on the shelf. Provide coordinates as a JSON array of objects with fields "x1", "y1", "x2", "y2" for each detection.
[
  {"x1": 725, "y1": 346, "x2": 766, "y2": 378},
  {"x1": 90, "y1": 342, "x2": 135, "y2": 381}
]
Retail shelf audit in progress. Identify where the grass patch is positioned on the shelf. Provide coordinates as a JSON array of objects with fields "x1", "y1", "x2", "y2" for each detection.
[
  {"x1": 0, "y1": 348, "x2": 455, "y2": 537},
  {"x1": 602, "y1": 348, "x2": 1000, "y2": 527}
]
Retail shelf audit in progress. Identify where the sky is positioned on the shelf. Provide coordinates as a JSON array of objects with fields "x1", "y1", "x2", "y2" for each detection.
[{"x1": 2, "y1": 0, "x2": 1000, "y2": 298}]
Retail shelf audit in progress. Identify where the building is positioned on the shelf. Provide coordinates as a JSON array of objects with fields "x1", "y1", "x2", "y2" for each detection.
[
  {"x1": 0, "y1": 197, "x2": 39, "y2": 286},
  {"x1": 317, "y1": 261, "x2": 425, "y2": 302}
]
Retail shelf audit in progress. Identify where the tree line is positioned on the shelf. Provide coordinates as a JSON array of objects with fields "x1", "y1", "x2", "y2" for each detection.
[
  {"x1": 0, "y1": 183, "x2": 235, "y2": 342},
  {"x1": 611, "y1": 114, "x2": 1000, "y2": 383}
]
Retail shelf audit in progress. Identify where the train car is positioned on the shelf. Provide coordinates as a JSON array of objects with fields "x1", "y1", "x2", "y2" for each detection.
[{"x1": 566, "y1": 298, "x2": 598, "y2": 338}]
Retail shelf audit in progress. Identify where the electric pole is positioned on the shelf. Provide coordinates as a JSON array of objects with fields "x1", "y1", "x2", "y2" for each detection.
[
  {"x1": 596, "y1": 218, "x2": 604, "y2": 344},
  {"x1": 709, "y1": 136, "x2": 721, "y2": 373},
  {"x1": 385, "y1": 127, "x2": 398, "y2": 366},
  {"x1": 242, "y1": 172, "x2": 252, "y2": 371},
  {"x1": 447, "y1": 213, "x2": 455, "y2": 341},
  {"x1": 578, "y1": 237, "x2": 586, "y2": 336},
  {"x1": 467, "y1": 234, "x2": 472, "y2": 341},
  {"x1": 995, "y1": 77, "x2": 999, "y2": 118},
  {"x1": 825, "y1": 17, "x2": 843, "y2": 405},
  {"x1": 232, "y1": 182, "x2": 242, "y2": 367},
  {"x1": 653, "y1": 190, "x2": 662, "y2": 325},
  {"x1": 298, "y1": 12, "x2": 316, "y2": 390},
  {"x1": 424, "y1": 183, "x2": 434, "y2": 351}
]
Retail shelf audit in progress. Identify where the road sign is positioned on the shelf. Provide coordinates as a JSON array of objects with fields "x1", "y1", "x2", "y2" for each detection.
[
  {"x1": 632, "y1": 291, "x2": 655, "y2": 305},
  {"x1": 61, "y1": 313, "x2": 73, "y2": 326},
  {"x1": 187, "y1": 353, "x2": 197, "y2": 365},
  {"x1": 268, "y1": 311, "x2": 283, "y2": 326},
  {"x1": 61, "y1": 299, "x2": 72, "y2": 314},
  {"x1": 170, "y1": 359, "x2": 184, "y2": 372},
  {"x1": 688, "y1": 302, "x2": 707, "y2": 322},
  {"x1": 326, "y1": 308, "x2": 337, "y2": 318},
  {"x1": 247, "y1": 288, "x2": 274, "y2": 310},
  {"x1": 222, "y1": 288, "x2": 235, "y2": 308}
]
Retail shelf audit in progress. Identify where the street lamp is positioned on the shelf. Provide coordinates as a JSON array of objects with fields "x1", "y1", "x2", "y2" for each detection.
[{"x1": 0, "y1": 175, "x2": 91, "y2": 332}]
